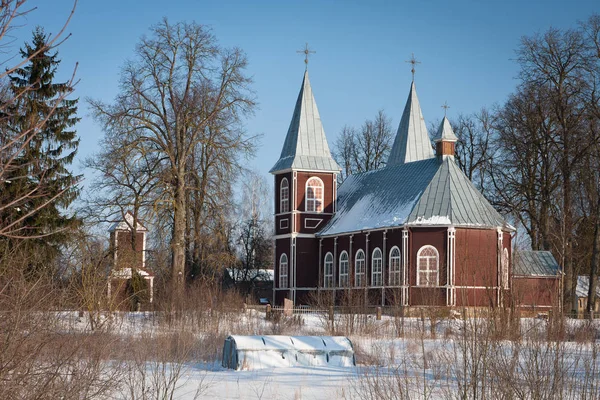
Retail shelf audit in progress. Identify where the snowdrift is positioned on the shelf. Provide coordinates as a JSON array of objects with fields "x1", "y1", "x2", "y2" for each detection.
[{"x1": 222, "y1": 335, "x2": 355, "y2": 370}]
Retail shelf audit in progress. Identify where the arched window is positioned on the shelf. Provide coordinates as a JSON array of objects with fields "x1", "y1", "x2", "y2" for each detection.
[
  {"x1": 324, "y1": 252, "x2": 334, "y2": 288},
  {"x1": 502, "y1": 248, "x2": 509, "y2": 290},
  {"x1": 279, "y1": 254, "x2": 288, "y2": 288},
  {"x1": 417, "y1": 245, "x2": 439, "y2": 287},
  {"x1": 339, "y1": 251, "x2": 349, "y2": 287},
  {"x1": 280, "y1": 178, "x2": 289, "y2": 213},
  {"x1": 371, "y1": 248, "x2": 382, "y2": 287},
  {"x1": 389, "y1": 246, "x2": 401, "y2": 286},
  {"x1": 355, "y1": 249, "x2": 365, "y2": 287},
  {"x1": 305, "y1": 177, "x2": 324, "y2": 213}
]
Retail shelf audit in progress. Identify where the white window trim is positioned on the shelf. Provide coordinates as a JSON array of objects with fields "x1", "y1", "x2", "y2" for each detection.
[
  {"x1": 389, "y1": 246, "x2": 401, "y2": 286},
  {"x1": 416, "y1": 245, "x2": 439, "y2": 287},
  {"x1": 324, "y1": 252, "x2": 333, "y2": 288},
  {"x1": 279, "y1": 253, "x2": 288, "y2": 288},
  {"x1": 280, "y1": 178, "x2": 289, "y2": 213},
  {"x1": 355, "y1": 249, "x2": 365, "y2": 287},
  {"x1": 502, "y1": 248, "x2": 509, "y2": 290},
  {"x1": 279, "y1": 218, "x2": 289, "y2": 230},
  {"x1": 371, "y1": 248, "x2": 383, "y2": 287},
  {"x1": 305, "y1": 176, "x2": 324, "y2": 213},
  {"x1": 339, "y1": 251, "x2": 349, "y2": 287}
]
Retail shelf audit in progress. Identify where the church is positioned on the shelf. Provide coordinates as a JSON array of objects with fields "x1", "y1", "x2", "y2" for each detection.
[{"x1": 270, "y1": 65, "x2": 558, "y2": 309}]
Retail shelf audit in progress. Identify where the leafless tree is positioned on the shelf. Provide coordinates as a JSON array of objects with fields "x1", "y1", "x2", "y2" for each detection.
[
  {"x1": 333, "y1": 110, "x2": 393, "y2": 181},
  {"x1": 88, "y1": 19, "x2": 257, "y2": 304}
]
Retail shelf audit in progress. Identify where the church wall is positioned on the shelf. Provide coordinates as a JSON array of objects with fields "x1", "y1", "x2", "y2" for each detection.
[
  {"x1": 455, "y1": 288, "x2": 497, "y2": 307},
  {"x1": 275, "y1": 214, "x2": 291, "y2": 235},
  {"x1": 295, "y1": 237, "x2": 319, "y2": 288},
  {"x1": 454, "y1": 228, "x2": 498, "y2": 288},
  {"x1": 274, "y1": 237, "x2": 291, "y2": 289},
  {"x1": 409, "y1": 228, "x2": 447, "y2": 286},
  {"x1": 295, "y1": 171, "x2": 335, "y2": 214},
  {"x1": 274, "y1": 172, "x2": 292, "y2": 215}
]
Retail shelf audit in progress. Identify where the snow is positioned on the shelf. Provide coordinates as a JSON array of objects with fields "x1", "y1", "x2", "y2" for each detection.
[{"x1": 410, "y1": 215, "x2": 452, "y2": 225}]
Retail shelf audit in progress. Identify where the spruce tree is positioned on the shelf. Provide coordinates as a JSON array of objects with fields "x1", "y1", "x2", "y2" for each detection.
[{"x1": 1, "y1": 26, "x2": 80, "y2": 272}]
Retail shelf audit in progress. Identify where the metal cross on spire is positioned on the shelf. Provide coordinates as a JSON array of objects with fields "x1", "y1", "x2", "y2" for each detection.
[
  {"x1": 405, "y1": 53, "x2": 421, "y2": 81},
  {"x1": 442, "y1": 101, "x2": 450, "y2": 116},
  {"x1": 297, "y1": 43, "x2": 316, "y2": 70}
]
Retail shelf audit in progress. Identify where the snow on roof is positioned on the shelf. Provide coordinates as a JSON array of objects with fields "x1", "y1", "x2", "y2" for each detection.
[
  {"x1": 227, "y1": 268, "x2": 274, "y2": 282},
  {"x1": 270, "y1": 71, "x2": 340, "y2": 174},
  {"x1": 318, "y1": 157, "x2": 508, "y2": 236},
  {"x1": 513, "y1": 250, "x2": 561, "y2": 277},
  {"x1": 108, "y1": 211, "x2": 148, "y2": 232},
  {"x1": 576, "y1": 276, "x2": 600, "y2": 298}
]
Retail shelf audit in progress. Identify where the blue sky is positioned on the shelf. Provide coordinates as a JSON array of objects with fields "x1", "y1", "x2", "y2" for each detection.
[{"x1": 14, "y1": 0, "x2": 600, "y2": 193}]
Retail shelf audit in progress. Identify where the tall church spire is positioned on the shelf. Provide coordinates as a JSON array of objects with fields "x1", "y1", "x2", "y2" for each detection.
[
  {"x1": 387, "y1": 82, "x2": 435, "y2": 166},
  {"x1": 270, "y1": 71, "x2": 340, "y2": 174}
]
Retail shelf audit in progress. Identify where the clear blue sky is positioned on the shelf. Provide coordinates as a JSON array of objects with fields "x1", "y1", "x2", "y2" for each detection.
[{"x1": 15, "y1": 0, "x2": 600, "y2": 193}]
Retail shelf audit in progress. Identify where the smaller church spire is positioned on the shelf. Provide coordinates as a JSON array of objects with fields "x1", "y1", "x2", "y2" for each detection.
[{"x1": 434, "y1": 117, "x2": 458, "y2": 158}]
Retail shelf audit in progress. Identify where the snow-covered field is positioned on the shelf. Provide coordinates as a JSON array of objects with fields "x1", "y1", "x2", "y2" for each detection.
[{"x1": 60, "y1": 310, "x2": 600, "y2": 400}]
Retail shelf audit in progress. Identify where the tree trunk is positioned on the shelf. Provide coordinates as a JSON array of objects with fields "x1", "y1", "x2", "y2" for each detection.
[
  {"x1": 171, "y1": 171, "x2": 187, "y2": 308},
  {"x1": 586, "y1": 201, "x2": 600, "y2": 319}
]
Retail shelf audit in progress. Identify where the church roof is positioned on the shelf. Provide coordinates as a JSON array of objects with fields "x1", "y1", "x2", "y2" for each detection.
[
  {"x1": 317, "y1": 157, "x2": 509, "y2": 236},
  {"x1": 108, "y1": 211, "x2": 148, "y2": 232},
  {"x1": 387, "y1": 82, "x2": 435, "y2": 166},
  {"x1": 513, "y1": 250, "x2": 561, "y2": 277},
  {"x1": 434, "y1": 116, "x2": 458, "y2": 142},
  {"x1": 270, "y1": 71, "x2": 340, "y2": 174}
]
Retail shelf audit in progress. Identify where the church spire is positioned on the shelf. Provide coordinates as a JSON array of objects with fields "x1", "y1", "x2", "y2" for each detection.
[
  {"x1": 387, "y1": 81, "x2": 435, "y2": 166},
  {"x1": 434, "y1": 116, "x2": 458, "y2": 158},
  {"x1": 270, "y1": 70, "x2": 340, "y2": 174}
]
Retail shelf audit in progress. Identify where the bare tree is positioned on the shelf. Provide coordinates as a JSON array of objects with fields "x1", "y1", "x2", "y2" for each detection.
[
  {"x1": 333, "y1": 110, "x2": 393, "y2": 180},
  {"x1": 88, "y1": 19, "x2": 257, "y2": 303}
]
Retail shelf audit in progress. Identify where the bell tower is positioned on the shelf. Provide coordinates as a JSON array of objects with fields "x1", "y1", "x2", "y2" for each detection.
[{"x1": 270, "y1": 64, "x2": 340, "y2": 305}]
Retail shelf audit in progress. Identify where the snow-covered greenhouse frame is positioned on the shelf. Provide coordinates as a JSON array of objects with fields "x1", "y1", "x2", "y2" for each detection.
[{"x1": 222, "y1": 335, "x2": 355, "y2": 370}]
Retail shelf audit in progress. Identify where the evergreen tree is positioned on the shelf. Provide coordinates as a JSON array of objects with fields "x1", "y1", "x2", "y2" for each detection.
[{"x1": 0, "y1": 27, "x2": 80, "y2": 272}]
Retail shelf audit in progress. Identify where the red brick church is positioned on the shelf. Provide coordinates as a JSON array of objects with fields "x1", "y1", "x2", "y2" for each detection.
[{"x1": 270, "y1": 67, "x2": 561, "y2": 309}]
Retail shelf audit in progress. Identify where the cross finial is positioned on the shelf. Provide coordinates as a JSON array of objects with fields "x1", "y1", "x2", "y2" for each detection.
[
  {"x1": 405, "y1": 53, "x2": 421, "y2": 81},
  {"x1": 442, "y1": 101, "x2": 450, "y2": 116},
  {"x1": 297, "y1": 43, "x2": 316, "y2": 70}
]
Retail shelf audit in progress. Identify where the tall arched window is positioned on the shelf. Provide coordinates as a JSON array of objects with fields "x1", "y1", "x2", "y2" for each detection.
[
  {"x1": 417, "y1": 245, "x2": 439, "y2": 287},
  {"x1": 339, "y1": 251, "x2": 349, "y2": 287},
  {"x1": 280, "y1": 178, "x2": 289, "y2": 213},
  {"x1": 371, "y1": 248, "x2": 382, "y2": 287},
  {"x1": 355, "y1": 249, "x2": 365, "y2": 287},
  {"x1": 324, "y1": 252, "x2": 333, "y2": 288},
  {"x1": 279, "y1": 254, "x2": 288, "y2": 288},
  {"x1": 389, "y1": 246, "x2": 401, "y2": 286},
  {"x1": 502, "y1": 248, "x2": 509, "y2": 290},
  {"x1": 305, "y1": 177, "x2": 324, "y2": 212}
]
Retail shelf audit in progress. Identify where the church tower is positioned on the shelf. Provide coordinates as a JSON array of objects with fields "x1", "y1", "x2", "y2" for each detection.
[{"x1": 270, "y1": 69, "x2": 340, "y2": 305}]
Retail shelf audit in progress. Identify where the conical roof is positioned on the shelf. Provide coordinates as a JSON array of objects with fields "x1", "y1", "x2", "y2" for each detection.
[
  {"x1": 387, "y1": 82, "x2": 435, "y2": 166},
  {"x1": 270, "y1": 71, "x2": 340, "y2": 174},
  {"x1": 434, "y1": 116, "x2": 458, "y2": 142}
]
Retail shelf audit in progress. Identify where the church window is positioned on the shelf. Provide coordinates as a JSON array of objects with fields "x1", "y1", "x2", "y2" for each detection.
[
  {"x1": 279, "y1": 253, "x2": 288, "y2": 288},
  {"x1": 324, "y1": 252, "x2": 333, "y2": 288},
  {"x1": 371, "y1": 248, "x2": 382, "y2": 286},
  {"x1": 389, "y1": 246, "x2": 401, "y2": 286},
  {"x1": 280, "y1": 178, "x2": 289, "y2": 213},
  {"x1": 306, "y1": 177, "x2": 324, "y2": 212},
  {"x1": 502, "y1": 248, "x2": 509, "y2": 290},
  {"x1": 355, "y1": 249, "x2": 365, "y2": 287},
  {"x1": 339, "y1": 251, "x2": 349, "y2": 287},
  {"x1": 417, "y1": 245, "x2": 439, "y2": 287}
]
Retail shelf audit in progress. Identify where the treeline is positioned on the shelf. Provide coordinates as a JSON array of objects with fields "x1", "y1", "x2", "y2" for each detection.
[{"x1": 332, "y1": 15, "x2": 600, "y2": 314}]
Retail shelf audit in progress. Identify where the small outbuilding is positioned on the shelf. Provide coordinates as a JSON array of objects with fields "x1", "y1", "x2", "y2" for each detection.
[
  {"x1": 576, "y1": 276, "x2": 600, "y2": 316},
  {"x1": 222, "y1": 335, "x2": 355, "y2": 370},
  {"x1": 512, "y1": 250, "x2": 562, "y2": 311}
]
